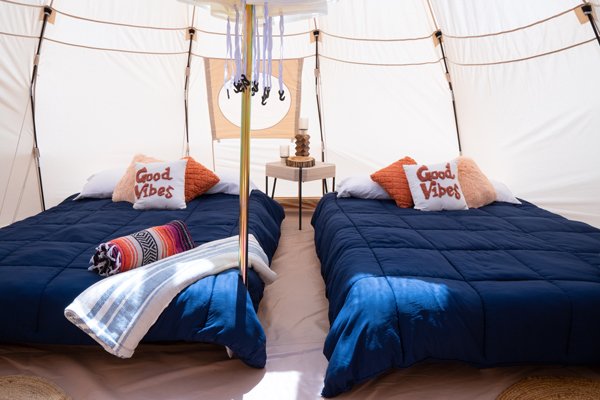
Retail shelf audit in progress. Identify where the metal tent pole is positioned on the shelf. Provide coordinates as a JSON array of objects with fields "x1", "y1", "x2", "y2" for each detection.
[
  {"x1": 238, "y1": 4, "x2": 254, "y2": 286},
  {"x1": 183, "y1": 13, "x2": 196, "y2": 156},
  {"x1": 426, "y1": 0, "x2": 461, "y2": 155},
  {"x1": 30, "y1": 5, "x2": 54, "y2": 211},
  {"x1": 312, "y1": 28, "x2": 328, "y2": 194},
  {"x1": 434, "y1": 30, "x2": 462, "y2": 155},
  {"x1": 581, "y1": 4, "x2": 600, "y2": 48}
]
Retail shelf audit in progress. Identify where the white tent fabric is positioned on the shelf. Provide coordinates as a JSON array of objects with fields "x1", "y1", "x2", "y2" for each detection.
[
  {"x1": 0, "y1": 0, "x2": 44, "y2": 227},
  {"x1": 433, "y1": 0, "x2": 600, "y2": 227},
  {"x1": 1, "y1": 0, "x2": 599, "y2": 227}
]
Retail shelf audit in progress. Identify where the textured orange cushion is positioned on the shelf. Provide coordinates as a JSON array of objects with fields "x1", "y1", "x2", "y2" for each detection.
[
  {"x1": 113, "y1": 154, "x2": 161, "y2": 203},
  {"x1": 370, "y1": 156, "x2": 417, "y2": 208},
  {"x1": 183, "y1": 156, "x2": 220, "y2": 202},
  {"x1": 456, "y1": 156, "x2": 496, "y2": 208}
]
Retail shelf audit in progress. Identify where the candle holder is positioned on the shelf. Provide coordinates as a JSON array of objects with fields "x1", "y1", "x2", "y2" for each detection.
[
  {"x1": 295, "y1": 118, "x2": 310, "y2": 157},
  {"x1": 279, "y1": 144, "x2": 289, "y2": 164}
]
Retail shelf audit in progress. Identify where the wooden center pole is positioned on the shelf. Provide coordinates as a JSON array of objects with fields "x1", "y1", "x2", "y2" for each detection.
[{"x1": 239, "y1": 4, "x2": 254, "y2": 286}]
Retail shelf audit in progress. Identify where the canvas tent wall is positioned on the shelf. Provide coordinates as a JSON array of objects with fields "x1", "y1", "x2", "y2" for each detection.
[{"x1": 1, "y1": 0, "x2": 599, "y2": 228}]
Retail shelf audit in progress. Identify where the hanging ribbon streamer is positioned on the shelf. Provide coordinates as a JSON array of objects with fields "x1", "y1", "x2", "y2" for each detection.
[
  {"x1": 240, "y1": 0, "x2": 250, "y2": 91},
  {"x1": 225, "y1": 16, "x2": 232, "y2": 98},
  {"x1": 267, "y1": 16, "x2": 273, "y2": 93},
  {"x1": 261, "y1": 2, "x2": 271, "y2": 105},
  {"x1": 252, "y1": 8, "x2": 259, "y2": 96},
  {"x1": 233, "y1": 5, "x2": 242, "y2": 92},
  {"x1": 224, "y1": 0, "x2": 284, "y2": 103},
  {"x1": 262, "y1": 3, "x2": 268, "y2": 89},
  {"x1": 278, "y1": 13, "x2": 285, "y2": 101}
]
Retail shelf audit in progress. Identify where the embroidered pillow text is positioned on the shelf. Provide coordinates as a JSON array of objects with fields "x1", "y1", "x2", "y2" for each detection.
[
  {"x1": 417, "y1": 163, "x2": 462, "y2": 200},
  {"x1": 135, "y1": 167, "x2": 175, "y2": 199}
]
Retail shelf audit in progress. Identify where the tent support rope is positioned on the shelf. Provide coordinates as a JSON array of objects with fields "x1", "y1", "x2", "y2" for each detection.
[
  {"x1": 183, "y1": 8, "x2": 196, "y2": 157},
  {"x1": 313, "y1": 27, "x2": 328, "y2": 194},
  {"x1": 435, "y1": 30, "x2": 462, "y2": 155},
  {"x1": 29, "y1": 5, "x2": 53, "y2": 212}
]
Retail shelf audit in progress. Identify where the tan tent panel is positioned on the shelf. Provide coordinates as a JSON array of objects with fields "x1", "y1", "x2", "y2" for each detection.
[{"x1": 204, "y1": 58, "x2": 303, "y2": 139}]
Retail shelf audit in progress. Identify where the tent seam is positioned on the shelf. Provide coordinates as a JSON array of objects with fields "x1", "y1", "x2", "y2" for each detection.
[
  {"x1": 449, "y1": 37, "x2": 597, "y2": 67},
  {"x1": 445, "y1": 5, "x2": 581, "y2": 39}
]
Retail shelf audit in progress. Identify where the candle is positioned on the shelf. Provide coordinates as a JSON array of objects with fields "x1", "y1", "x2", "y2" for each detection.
[
  {"x1": 279, "y1": 144, "x2": 289, "y2": 158},
  {"x1": 299, "y1": 117, "x2": 309, "y2": 130}
]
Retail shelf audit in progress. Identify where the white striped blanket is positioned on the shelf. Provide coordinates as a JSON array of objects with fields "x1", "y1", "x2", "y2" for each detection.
[{"x1": 64, "y1": 234, "x2": 276, "y2": 358}]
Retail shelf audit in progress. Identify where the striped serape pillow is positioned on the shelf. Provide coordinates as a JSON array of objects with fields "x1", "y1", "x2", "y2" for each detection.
[{"x1": 89, "y1": 220, "x2": 195, "y2": 276}]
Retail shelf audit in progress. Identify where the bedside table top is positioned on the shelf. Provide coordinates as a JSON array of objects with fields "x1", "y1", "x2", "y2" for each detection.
[{"x1": 265, "y1": 161, "x2": 336, "y2": 182}]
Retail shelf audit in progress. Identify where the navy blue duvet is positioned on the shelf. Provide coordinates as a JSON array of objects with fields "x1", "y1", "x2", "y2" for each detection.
[
  {"x1": 0, "y1": 191, "x2": 284, "y2": 368},
  {"x1": 312, "y1": 193, "x2": 600, "y2": 397}
]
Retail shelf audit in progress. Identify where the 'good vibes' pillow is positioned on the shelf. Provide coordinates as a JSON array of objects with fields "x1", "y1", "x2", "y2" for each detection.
[
  {"x1": 403, "y1": 161, "x2": 468, "y2": 211},
  {"x1": 133, "y1": 160, "x2": 187, "y2": 210}
]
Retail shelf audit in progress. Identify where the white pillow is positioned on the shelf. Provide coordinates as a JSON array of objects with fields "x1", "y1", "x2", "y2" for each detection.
[
  {"x1": 490, "y1": 179, "x2": 521, "y2": 204},
  {"x1": 74, "y1": 166, "x2": 127, "y2": 200},
  {"x1": 403, "y1": 161, "x2": 468, "y2": 211},
  {"x1": 132, "y1": 160, "x2": 187, "y2": 210},
  {"x1": 336, "y1": 176, "x2": 391, "y2": 200},
  {"x1": 205, "y1": 170, "x2": 258, "y2": 195}
]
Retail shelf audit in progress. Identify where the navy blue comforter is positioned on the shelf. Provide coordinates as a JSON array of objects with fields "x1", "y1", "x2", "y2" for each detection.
[
  {"x1": 312, "y1": 193, "x2": 600, "y2": 397},
  {"x1": 0, "y1": 191, "x2": 284, "y2": 368}
]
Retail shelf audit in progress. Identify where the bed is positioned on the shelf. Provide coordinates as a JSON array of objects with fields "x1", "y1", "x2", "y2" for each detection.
[
  {"x1": 0, "y1": 190, "x2": 284, "y2": 368},
  {"x1": 312, "y1": 193, "x2": 600, "y2": 397}
]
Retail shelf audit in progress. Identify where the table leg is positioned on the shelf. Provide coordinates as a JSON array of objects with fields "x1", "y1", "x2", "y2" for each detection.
[
  {"x1": 265, "y1": 176, "x2": 268, "y2": 195},
  {"x1": 322, "y1": 179, "x2": 328, "y2": 195},
  {"x1": 299, "y1": 167, "x2": 303, "y2": 230},
  {"x1": 271, "y1": 178, "x2": 277, "y2": 199},
  {"x1": 332, "y1": 177, "x2": 336, "y2": 192}
]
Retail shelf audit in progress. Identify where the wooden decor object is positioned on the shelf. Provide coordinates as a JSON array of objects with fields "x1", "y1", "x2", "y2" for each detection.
[
  {"x1": 286, "y1": 156, "x2": 315, "y2": 168},
  {"x1": 295, "y1": 132, "x2": 310, "y2": 156}
]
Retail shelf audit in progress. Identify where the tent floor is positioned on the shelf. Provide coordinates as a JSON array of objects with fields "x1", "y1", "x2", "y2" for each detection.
[{"x1": 1, "y1": 207, "x2": 599, "y2": 399}]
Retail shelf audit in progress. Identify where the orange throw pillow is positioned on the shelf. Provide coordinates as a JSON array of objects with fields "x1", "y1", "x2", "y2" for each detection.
[
  {"x1": 113, "y1": 154, "x2": 161, "y2": 203},
  {"x1": 370, "y1": 156, "x2": 417, "y2": 208},
  {"x1": 183, "y1": 156, "x2": 220, "y2": 202},
  {"x1": 456, "y1": 156, "x2": 496, "y2": 208}
]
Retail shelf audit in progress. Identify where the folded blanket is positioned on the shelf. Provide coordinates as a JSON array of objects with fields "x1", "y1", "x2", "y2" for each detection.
[
  {"x1": 65, "y1": 234, "x2": 276, "y2": 358},
  {"x1": 89, "y1": 220, "x2": 195, "y2": 276}
]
